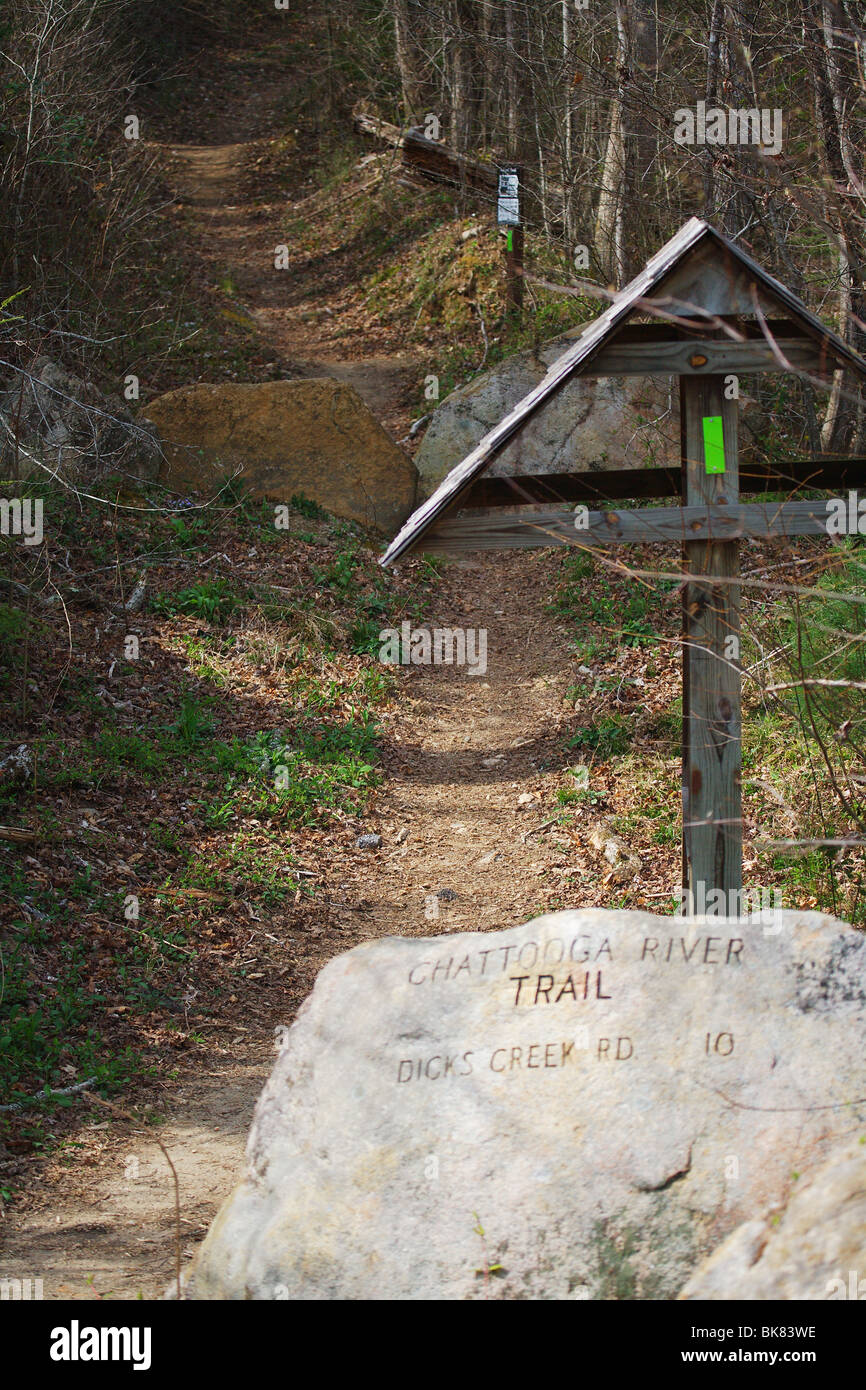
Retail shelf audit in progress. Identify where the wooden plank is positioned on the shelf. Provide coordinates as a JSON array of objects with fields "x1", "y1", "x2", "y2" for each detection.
[
  {"x1": 418, "y1": 499, "x2": 836, "y2": 552},
  {"x1": 651, "y1": 237, "x2": 866, "y2": 376},
  {"x1": 460, "y1": 456, "x2": 866, "y2": 508},
  {"x1": 585, "y1": 337, "x2": 827, "y2": 376},
  {"x1": 586, "y1": 319, "x2": 814, "y2": 345},
  {"x1": 505, "y1": 225, "x2": 524, "y2": 311},
  {"x1": 462, "y1": 467, "x2": 684, "y2": 507},
  {"x1": 647, "y1": 239, "x2": 782, "y2": 319},
  {"x1": 681, "y1": 376, "x2": 742, "y2": 916}
]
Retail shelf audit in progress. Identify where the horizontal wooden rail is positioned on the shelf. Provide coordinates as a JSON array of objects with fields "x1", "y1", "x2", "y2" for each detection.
[
  {"x1": 587, "y1": 337, "x2": 826, "y2": 376},
  {"x1": 421, "y1": 499, "x2": 846, "y2": 553},
  {"x1": 459, "y1": 457, "x2": 866, "y2": 509}
]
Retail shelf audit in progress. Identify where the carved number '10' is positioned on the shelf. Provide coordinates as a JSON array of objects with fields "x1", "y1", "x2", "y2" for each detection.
[{"x1": 705, "y1": 1032, "x2": 734, "y2": 1055}]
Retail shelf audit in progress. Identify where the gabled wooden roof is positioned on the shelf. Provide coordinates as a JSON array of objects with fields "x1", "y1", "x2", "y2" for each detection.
[{"x1": 381, "y1": 216, "x2": 866, "y2": 567}]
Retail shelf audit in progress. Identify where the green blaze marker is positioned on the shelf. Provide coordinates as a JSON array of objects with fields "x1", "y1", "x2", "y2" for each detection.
[
  {"x1": 506, "y1": 228, "x2": 513, "y2": 252},
  {"x1": 703, "y1": 415, "x2": 726, "y2": 474}
]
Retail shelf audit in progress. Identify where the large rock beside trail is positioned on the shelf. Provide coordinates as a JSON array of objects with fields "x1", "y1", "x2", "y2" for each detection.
[
  {"x1": 183, "y1": 909, "x2": 866, "y2": 1301},
  {"x1": 414, "y1": 331, "x2": 767, "y2": 495},
  {"x1": 146, "y1": 378, "x2": 417, "y2": 533},
  {"x1": 679, "y1": 1137, "x2": 866, "y2": 1301}
]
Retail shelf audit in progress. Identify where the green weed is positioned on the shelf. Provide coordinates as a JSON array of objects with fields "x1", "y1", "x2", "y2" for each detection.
[
  {"x1": 567, "y1": 715, "x2": 632, "y2": 759},
  {"x1": 152, "y1": 578, "x2": 242, "y2": 624},
  {"x1": 291, "y1": 492, "x2": 327, "y2": 521}
]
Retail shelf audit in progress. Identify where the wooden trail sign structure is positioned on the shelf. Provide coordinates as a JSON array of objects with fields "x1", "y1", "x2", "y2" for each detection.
[{"x1": 380, "y1": 217, "x2": 866, "y2": 916}]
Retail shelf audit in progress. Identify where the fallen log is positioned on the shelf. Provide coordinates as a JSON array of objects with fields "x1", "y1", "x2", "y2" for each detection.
[
  {"x1": 0, "y1": 825, "x2": 35, "y2": 843},
  {"x1": 353, "y1": 108, "x2": 565, "y2": 223},
  {"x1": 353, "y1": 110, "x2": 498, "y2": 196}
]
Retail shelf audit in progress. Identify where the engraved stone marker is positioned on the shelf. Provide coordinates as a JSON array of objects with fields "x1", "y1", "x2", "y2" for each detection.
[{"x1": 185, "y1": 909, "x2": 866, "y2": 1300}]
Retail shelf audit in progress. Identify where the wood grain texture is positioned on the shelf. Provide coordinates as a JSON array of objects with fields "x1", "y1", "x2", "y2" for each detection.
[
  {"x1": 681, "y1": 376, "x2": 743, "y2": 910},
  {"x1": 586, "y1": 336, "x2": 826, "y2": 376},
  {"x1": 352, "y1": 111, "x2": 499, "y2": 190},
  {"x1": 460, "y1": 456, "x2": 866, "y2": 508},
  {"x1": 419, "y1": 499, "x2": 835, "y2": 551}
]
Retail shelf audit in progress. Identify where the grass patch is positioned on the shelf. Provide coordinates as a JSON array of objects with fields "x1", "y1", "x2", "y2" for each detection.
[
  {"x1": 567, "y1": 715, "x2": 633, "y2": 760},
  {"x1": 152, "y1": 578, "x2": 244, "y2": 624},
  {"x1": 550, "y1": 551, "x2": 674, "y2": 654},
  {"x1": 0, "y1": 871, "x2": 155, "y2": 1115},
  {"x1": 290, "y1": 492, "x2": 328, "y2": 521}
]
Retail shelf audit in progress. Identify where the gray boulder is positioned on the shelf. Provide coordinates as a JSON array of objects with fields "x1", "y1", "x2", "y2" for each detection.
[
  {"x1": 182, "y1": 909, "x2": 866, "y2": 1300},
  {"x1": 415, "y1": 330, "x2": 766, "y2": 495},
  {"x1": 0, "y1": 357, "x2": 161, "y2": 485},
  {"x1": 679, "y1": 1137, "x2": 866, "y2": 1300}
]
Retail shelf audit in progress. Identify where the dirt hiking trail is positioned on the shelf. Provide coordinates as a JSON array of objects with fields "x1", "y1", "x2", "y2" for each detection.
[
  {"x1": 2, "y1": 90, "x2": 682, "y2": 1296},
  {"x1": 164, "y1": 136, "x2": 421, "y2": 437},
  {"x1": 1, "y1": 104, "x2": 681, "y2": 1298},
  {"x1": 1, "y1": 91, "x2": 594, "y2": 1298}
]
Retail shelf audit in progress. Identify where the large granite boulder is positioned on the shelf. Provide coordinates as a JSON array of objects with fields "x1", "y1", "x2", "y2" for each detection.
[
  {"x1": 679, "y1": 1137, "x2": 866, "y2": 1300},
  {"x1": 181, "y1": 909, "x2": 866, "y2": 1301},
  {"x1": 146, "y1": 378, "x2": 418, "y2": 534},
  {"x1": 414, "y1": 332, "x2": 767, "y2": 495}
]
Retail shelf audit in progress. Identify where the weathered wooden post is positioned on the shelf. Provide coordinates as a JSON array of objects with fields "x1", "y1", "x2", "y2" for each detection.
[
  {"x1": 506, "y1": 226, "x2": 524, "y2": 311},
  {"x1": 497, "y1": 165, "x2": 523, "y2": 312},
  {"x1": 681, "y1": 376, "x2": 741, "y2": 916}
]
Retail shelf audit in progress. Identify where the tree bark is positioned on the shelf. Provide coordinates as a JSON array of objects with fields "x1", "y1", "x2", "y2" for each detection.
[
  {"x1": 392, "y1": 0, "x2": 426, "y2": 120},
  {"x1": 594, "y1": 4, "x2": 628, "y2": 285},
  {"x1": 561, "y1": 0, "x2": 576, "y2": 253},
  {"x1": 449, "y1": 0, "x2": 478, "y2": 155},
  {"x1": 803, "y1": 0, "x2": 866, "y2": 451},
  {"x1": 594, "y1": 0, "x2": 659, "y2": 284},
  {"x1": 703, "y1": 0, "x2": 724, "y2": 218}
]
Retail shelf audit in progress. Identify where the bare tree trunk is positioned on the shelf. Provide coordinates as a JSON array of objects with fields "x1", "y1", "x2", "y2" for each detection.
[
  {"x1": 501, "y1": 0, "x2": 536, "y2": 221},
  {"x1": 624, "y1": 0, "x2": 659, "y2": 266},
  {"x1": 715, "y1": 0, "x2": 762, "y2": 237},
  {"x1": 478, "y1": 0, "x2": 494, "y2": 150},
  {"x1": 449, "y1": 0, "x2": 478, "y2": 154},
  {"x1": 822, "y1": 0, "x2": 865, "y2": 198},
  {"x1": 594, "y1": 4, "x2": 628, "y2": 285},
  {"x1": 820, "y1": 245, "x2": 863, "y2": 453},
  {"x1": 504, "y1": 0, "x2": 519, "y2": 158},
  {"x1": 595, "y1": 98, "x2": 625, "y2": 283},
  {"x1": 392, "y1": 0, "x2": 425, "y2": 120},
  {"x1": 703, "y1": 0, "x2": 724, "y2": 218},
  {"x1": 803, "y1": 0, "x2": 866, "y2": 451},
  {"x1": 594, "y1": 0, "x2": 658, "y2": 283},
  {"x1": 561, "y1": 0, "x2": 576, "y2": 253}
]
